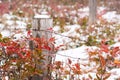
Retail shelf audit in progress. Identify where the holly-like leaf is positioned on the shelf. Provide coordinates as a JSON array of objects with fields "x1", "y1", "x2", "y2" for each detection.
[
  {"x1": 64, "y1": 70, "x2": 70, "y2": 75},
  {"x1": 114, "y1": 59, "x2": 120, "y2": 67},
  {"x1": 74, "y1": 63, "x2": 80, "y2": 70},
  {"x1": 100, "y1": 40, "x2": 109, "y2": 53},
  {"x1": 111, "y1": 47, "x2": 120, "y2": 57},
  {"x1": 43, "y1": 45, "x2": 51, "y2": 51},
  {"x1": 99, "y1": 54, "x2": 106, "y2": 69},
  {"x1": 49, "y1": 37, "x2": 55, "y2": 42},
  {"x1": 72, "y1": 66, "x2": 81, "y2": 74},
  {"x1": 68, "y1": 58, "x2": 72, "y2": 64},
  {"x1": 27, "y1": 30, "x2": 31, "y2": 36},
  {"x1": 103, "y1": 73, "x2": 111, "y2": 80}
]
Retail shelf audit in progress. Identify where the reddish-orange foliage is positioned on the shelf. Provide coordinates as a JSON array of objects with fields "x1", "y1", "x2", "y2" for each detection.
[
  {"x1": 49, "y1": 37, "x2": 55, "y2": 43},
  {"x1": 74, "y1": 63, "x2": 81, "y2": 70},
  {"x1": 54, "y1": 61, "x2": 62, "y2": 69},
  {"x1": 99, "y1": 54, "x2": 106, "y2": 68},
  {"x1": 114, "y1": 59, "x2": 120, "y2": 67},
  {"x1": 100, "y1": 40, "x2": 109, "y2": 53},
  {"x1": 111, "y1": 47, "x2": 120, "y2": 57},
  {"x1": 71, "y1": 63, "x2": 81, "y2": 74}
]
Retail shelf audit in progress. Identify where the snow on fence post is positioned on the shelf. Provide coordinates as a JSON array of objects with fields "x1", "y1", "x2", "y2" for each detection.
[
  {"x1": 32, "y1": 9, "x2": 53, "y2": 79},
  {"x1": 88, "y1": 0, "x2": 97, "y2": 25}
]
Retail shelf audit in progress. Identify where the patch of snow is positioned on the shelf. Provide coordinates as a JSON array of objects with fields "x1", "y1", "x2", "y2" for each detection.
[
  {"x1": 78, "y1": 7, "x2": 89, "y2": 12},
  {"x1": 97, "y1": 6, "x2": 107, "y2": 13},
  {"x1": 2, "y1": 14, "x2": 13, "y2": 20},
  {"x1": 53, "y1": 26, "x2": 60, "y2": 32},
  {"x1": 16, "y1": 21, "x2": 26, "y2": 29},
  {"x1": 102, "y1": 11, "x2": 120, "y2": 23},
  {"x1": 5, "y1": 76, "x2": 9, "y2": 80},
  {"x1": 1, "y1": 30, "x2": 11, "y2": 37},
  {"x1": 13, "y1": 33, "x2": 27, "y2": 40},
  {"x1": 34, "y1": 14, "x2": 50, "y2": 18},
  {"x1": 70, "y1": 10, "x2": 77, "y2": 15},
  {"x1": 0, "y1": 24, "x2": 4, "y2": 30},
  {"x1": 6, "y1": 20, "x2": 14, "y2": 26},
  {"x1": 77, "y1": 7, "x2": 89, "y2": 18},
  {"x1": 53, "y1": 24, "x2": 82, "y2": 49},
  {"x1": 55, "y1": 45, "x2": 89, "y2": 63},
  {"x1": 111, "y1": 42, "x2": 120, "y2": 47},
  {"x1": 108, "y1": 68, "x2": 120, "y2": 80}
]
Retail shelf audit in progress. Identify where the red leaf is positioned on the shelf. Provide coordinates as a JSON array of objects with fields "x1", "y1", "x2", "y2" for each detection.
[
  {"x1": 103, "y1": 73, "x2": 111, "y2": 80},
  {"x1": 49, "y1": 37, "x2": 55, "y2": 42},
  {"x1": 25, "y1": 51, "x2": 31, "y2": 58},
  {"x1": 74, "y1": 63, "x2": 80, "y2": 70},
  {"x1": 11, "y1": 59, "x2": 17, "y2": 63},
  {"x1": 100, "y1": 40, "x2": 109, "y2": 53},
  {"x1": 99, "y1": 54, "x2": 106, "y2": 68},
  {"x1": 43, "y1": 45, "x2": 51, "y2": 51},
  {"x1": 72, "y1": 64, "x2": 81, "y2": 74},
  {"x1": 17, "y1": 52, "x2": 24, "y2": 59},
  {"x1": 27, "y1": 30, "x2": 31, "y2": 36},
  {"x1": 111, "y1": 47, "x2": 120, "y2": 56},
  {"x1": 68, "y1": 58, "x2": 72, "y2": 64}
]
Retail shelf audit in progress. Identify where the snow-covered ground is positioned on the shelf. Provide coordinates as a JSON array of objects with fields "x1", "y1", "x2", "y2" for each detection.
[{"x1": 55, "y1": 45, "x2": 120, "y2": 80}]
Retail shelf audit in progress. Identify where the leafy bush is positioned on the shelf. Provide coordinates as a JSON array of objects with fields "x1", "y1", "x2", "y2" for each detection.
[{"x1": 0, "y1": 33, "x2": 55, "y2": 80}]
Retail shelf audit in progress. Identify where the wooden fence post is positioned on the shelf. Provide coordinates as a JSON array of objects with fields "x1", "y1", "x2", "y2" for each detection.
[
  {"x1": 88, "y1": 0, "x2": 97, "y2": 25},
  {"x1": 32, "y1": 9, "x2": 53, "y2": 79}
]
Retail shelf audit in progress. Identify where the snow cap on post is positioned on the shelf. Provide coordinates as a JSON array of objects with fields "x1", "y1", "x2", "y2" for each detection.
[{"x1": 34, "y1": 9, "x2": 50, "y2": 19}]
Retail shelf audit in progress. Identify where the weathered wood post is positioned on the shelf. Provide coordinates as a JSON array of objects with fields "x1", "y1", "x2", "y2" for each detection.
[
  {"x1": 32, "y1": 9, "x2": 53, "y2": 79},
  {"x1": 88, "y1": 0, "x2": 97, "y2": 25}
]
